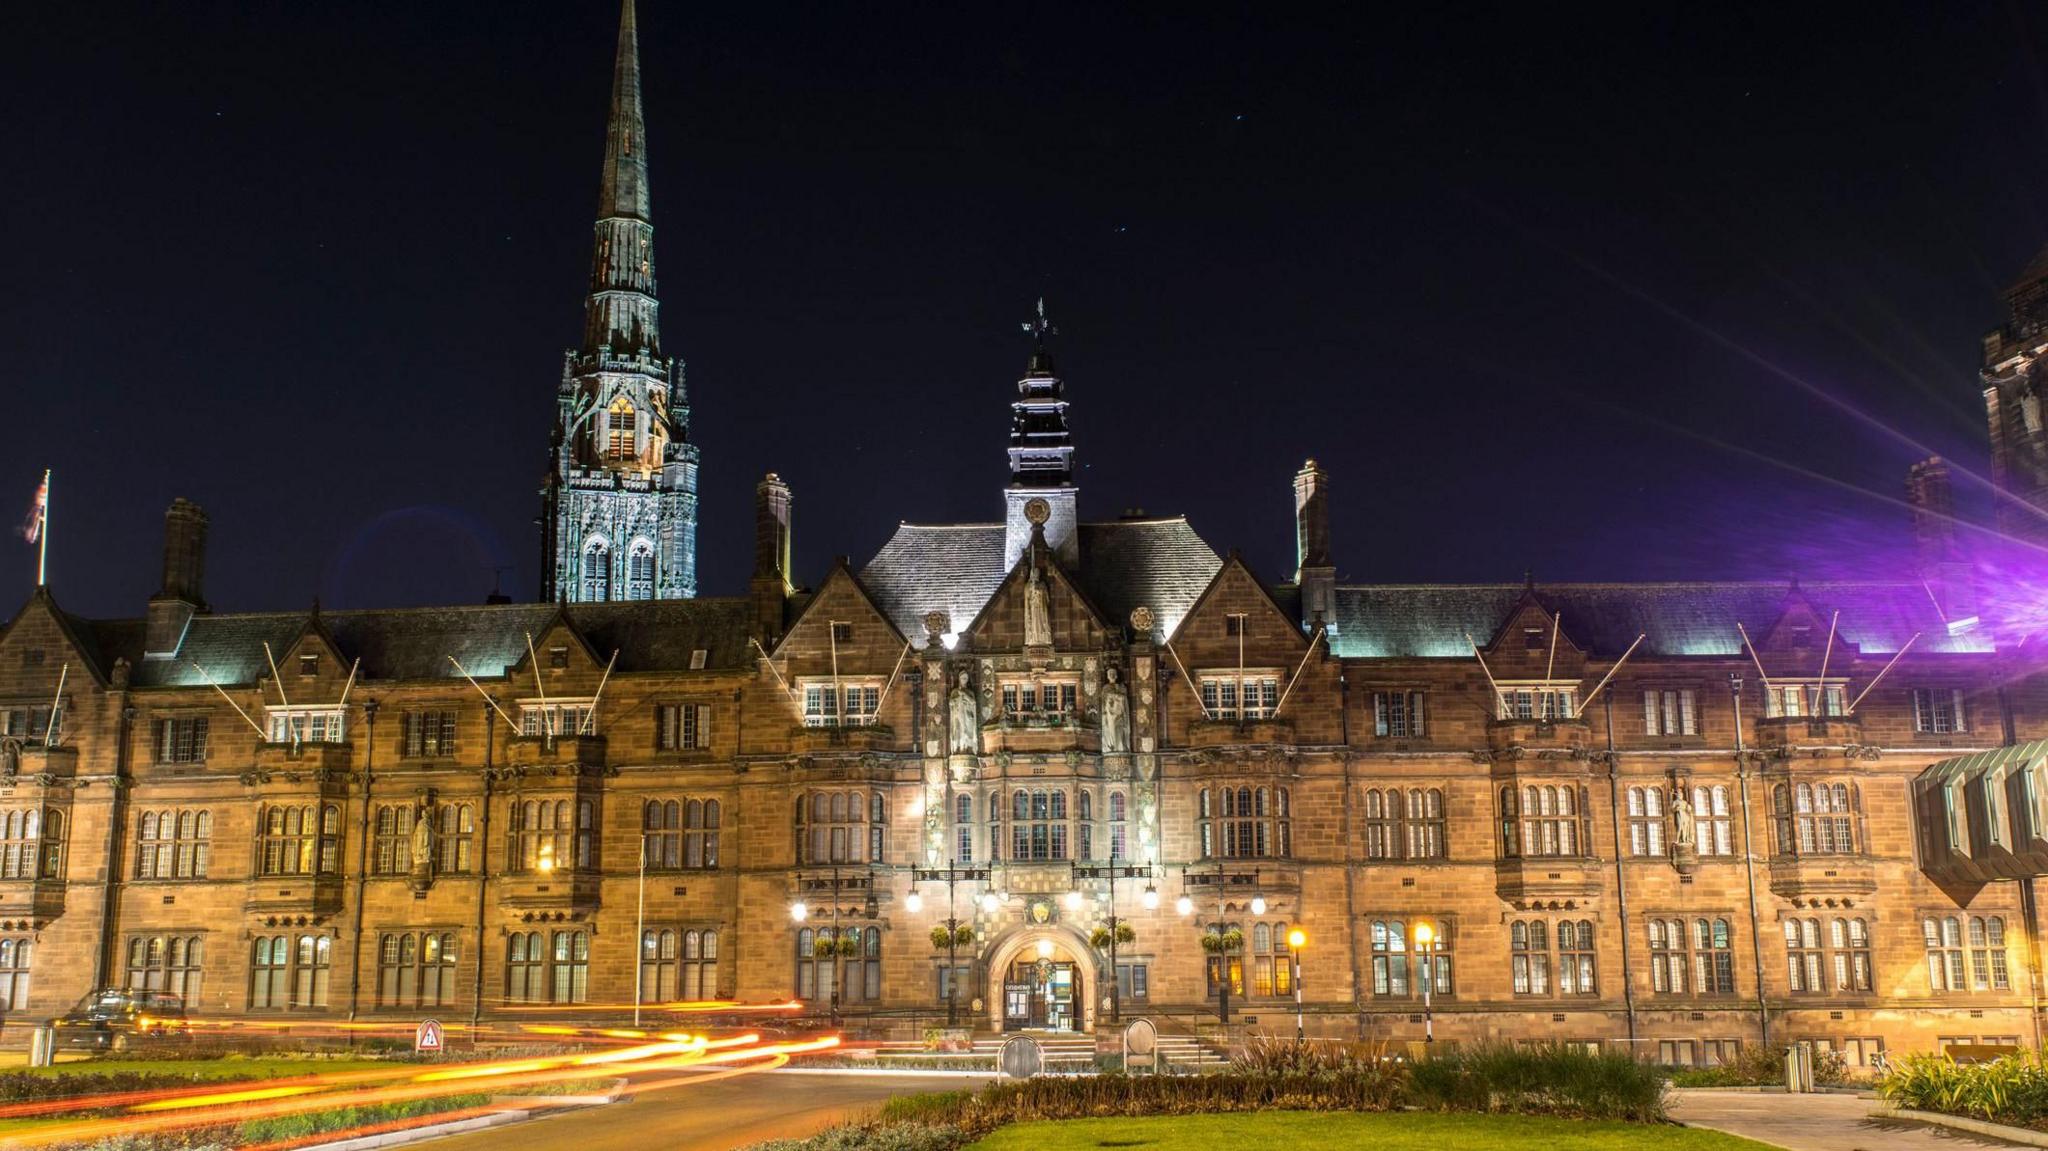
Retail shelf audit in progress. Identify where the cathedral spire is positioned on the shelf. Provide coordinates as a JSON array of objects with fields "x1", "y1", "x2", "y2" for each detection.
[{"x1": 599, "y1": 0, "x2": 650, "y2": 224}]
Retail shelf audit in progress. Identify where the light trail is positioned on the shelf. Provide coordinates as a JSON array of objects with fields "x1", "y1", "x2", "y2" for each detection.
[{"x1": 7, "y1": 1032, "x2": 839, "y2": 1149}]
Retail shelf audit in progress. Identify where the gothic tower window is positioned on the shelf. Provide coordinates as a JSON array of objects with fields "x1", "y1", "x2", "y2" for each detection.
[
  {"x1": 606, "y1": 398, "x2": 638, "y2": 461},
  {"x1": 627, "y1": 538, "x2": 656, "y2": 600},
  {"x1": 582, "y1": 538, "x2": 612, "y2": 601}
]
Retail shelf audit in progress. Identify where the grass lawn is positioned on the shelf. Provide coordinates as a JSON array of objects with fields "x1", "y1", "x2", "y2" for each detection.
[{"x1": 966, "y1": 1111, "x2": 1781, "y2": 1151}]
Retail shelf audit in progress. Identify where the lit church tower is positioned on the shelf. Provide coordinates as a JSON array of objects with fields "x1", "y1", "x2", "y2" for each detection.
[{"x1": 541, "y1": 0, "x2": 700, "y2": 601}]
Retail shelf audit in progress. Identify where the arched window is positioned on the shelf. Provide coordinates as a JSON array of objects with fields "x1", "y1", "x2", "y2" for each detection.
[
  {"x1": 1011, "y1": 789, "x2": 1069, "y2": 860},
  {"x1": 626, "y1": 539, "x2": 656, "y2": 600},
  {"x1": 797, "y1": 791, "x2": 877, "y2": 864},
  {"x1": 1109, "y1": 790, "x2": 1128, "y2": 861},
  {"x1": 1519, "y1": 786, "x2": 1580, "y2": 857},
  {"x1": 955, "y1": 792, "x2": 974, "y2": 863},
  {"x1": 582, "y1": 537, "x2": 612, "y2": 601},
  {"x1": 641, "y1": 929, "x2": 677, "y2": 1003},
  {"x1": 606, "y1": 397, "x2": 638, "y2": 460},
  {"x1": 1691, "y1": 784, "x2": 1732, "y2": 856},
  {"x1": 1627, "y1": 786, "x2": 1665, "y2": 857},
  {"x1": 1203, "y1": 785, "x2": 1286, "y2": 859},
  {"x1": 1925, "y1": 916, "x2": 1966, "y2": 991},
  {"x1": 1404, "y1": 788, "x2": 1442, "y2": 859},
  {"x1": 136, "y1": 809, "x2": 211, "y2": 880},
  {"x1": 682, "y1": 928, "x2": 718, "y2": 999},
  {"x1": 258, "y1": 804, "x2": 341, "y2": 876}
]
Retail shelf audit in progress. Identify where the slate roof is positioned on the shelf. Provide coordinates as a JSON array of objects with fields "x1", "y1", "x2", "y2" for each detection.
[
  {"x1": 55, "y1": 598, "x2": 756, "y2": 688},
  {"x1": 859, "y1": 518, "x2": 1224, "y2": 642},
  {"x1": 1331, "y1": 581, "x2": 1991, "y2": 659}
]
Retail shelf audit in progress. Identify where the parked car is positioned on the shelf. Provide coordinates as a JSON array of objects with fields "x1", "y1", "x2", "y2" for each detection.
[{"x1": 53, "y1": 989, "x2": 191, "y2": 1052}]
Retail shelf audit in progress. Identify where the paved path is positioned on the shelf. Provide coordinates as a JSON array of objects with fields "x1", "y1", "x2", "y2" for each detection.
[
  {"x1": 1671, "y1": 1089, "x2": 2032, "y2": 1151},
  {"x1": 414, "y1": 1069, "x2": 988, "y2": 1151}
]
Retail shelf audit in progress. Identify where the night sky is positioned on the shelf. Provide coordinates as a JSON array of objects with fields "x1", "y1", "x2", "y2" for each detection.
[{"x1": 7, "y1": 2, "x2": 2048, "y2": 619}]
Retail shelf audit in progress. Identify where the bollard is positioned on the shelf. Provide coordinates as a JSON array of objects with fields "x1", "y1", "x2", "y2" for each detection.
[{"x1": 29, "y1": 1024, "x2": 55, "y2": 1068}]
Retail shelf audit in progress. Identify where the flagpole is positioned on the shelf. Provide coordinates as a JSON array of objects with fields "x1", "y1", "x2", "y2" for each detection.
[{"x1": 35, "y1": 469, "x2": 49, "y2": 587}]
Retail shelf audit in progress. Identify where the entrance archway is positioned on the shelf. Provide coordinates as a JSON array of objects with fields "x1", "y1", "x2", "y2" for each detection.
[{"x1": 985, "y1": 929, "x2": 1090, "y2": 1033}]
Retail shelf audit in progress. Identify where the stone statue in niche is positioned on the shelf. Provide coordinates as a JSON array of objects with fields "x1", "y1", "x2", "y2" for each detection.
[
  {"x1": 1024, "y1": 567, "x2": 1052, "y2": 647},
  {"x1": 948, "y1": 670, "x2": 980, "y2": 755},
  {"x1": 1100, "y1": 667, "x2": 1131, "y2": 754},
  {"x1": 411, "y1": 803, "x2": 435, "y2": 888},
  {"x1": 1670, "y1": 787, "x2": 1695, "y2": 850}
]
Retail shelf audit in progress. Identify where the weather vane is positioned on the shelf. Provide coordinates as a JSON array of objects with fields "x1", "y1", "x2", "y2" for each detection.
[{"x1": 1020, "y1": 297, "x2": 1057, "y2": 346}]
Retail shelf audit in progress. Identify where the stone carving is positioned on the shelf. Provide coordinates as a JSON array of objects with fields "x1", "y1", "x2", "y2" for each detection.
[
  {"x1": 412, "y1": 803, "x2": 435, "y2": 872},
  {"x1": 0, "y1": 737, "x2": 20, "y2": 781},
  {"x1": 1024, "y1": 497, "x2": 1051, "y2": 525},
  {"x1": 1100, "y1": 667, "x2": 1130, "y2": 754},
  {"x1": 1024, "y1": 567, "x2": 1052, "y2": 647},
  {"x1": 1129, "y1": 606, "x2": 1155, "y2": 635},
  {"x1": 1671, "y1": 787, "x2": 1695, "y2": 850},
  {"x1": 948, "y1": 670, "x2": 980, "y2": 755}
]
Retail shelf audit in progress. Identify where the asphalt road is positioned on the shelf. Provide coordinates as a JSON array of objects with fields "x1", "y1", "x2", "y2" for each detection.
[{"x1": 416, "y1": 1070, "x2": 993, "y2": 1151}]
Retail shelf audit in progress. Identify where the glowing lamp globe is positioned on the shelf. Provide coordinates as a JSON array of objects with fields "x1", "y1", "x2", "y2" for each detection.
[
  {"x1": 1287, "y1": 928, "x2": 1308, "y2": 950},
  {"x1": 905, "y1": 891, "x2": 923, "y2": 914},
  {"x1": 1250, "y1": 895, "x2": 1267, "y2": 916},
  {"x1": 789, "y1": 900, "x2": 810, "y2": 923},
  {"x1": 1141, "y1": 884, "x2": 1160, "y2": 910},
  {"x1": 981, "y1": 892, "x2": 1002, "y2": 914},
  {"x1": 1176, "y1": 894, "x2": 1194, "y2": 916}
]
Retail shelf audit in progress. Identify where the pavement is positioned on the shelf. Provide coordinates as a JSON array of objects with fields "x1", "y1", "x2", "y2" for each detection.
[
  {"x1": 1670, "y1": 1089, "x2": 2035, "y2": 1151},
  {"x1": 410, "y1": 1069, "x2": 988, "y2": 1151}
]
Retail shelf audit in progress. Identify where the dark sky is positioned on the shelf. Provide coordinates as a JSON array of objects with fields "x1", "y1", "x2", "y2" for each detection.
[{"x1": 7, "y1": 1, "x2": 2048, "y2": 618}]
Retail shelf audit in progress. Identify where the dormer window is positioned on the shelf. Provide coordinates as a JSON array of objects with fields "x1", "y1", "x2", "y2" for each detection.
[
  {"x1": 1524, "y1": 627, "x2": 1545, "y2": 650},
  {"x1": 1199, "y1": 671, "x2": 1281, "y2": 721},
  {"x1": 267, "y1": 708, "x2": 346, "y2": 745},
  {"x1": 520, "y1": 699, "x2": 595, "y2": 738},
  {"x1": 549, "y1": 646, "x2": 570, "y2": 670},
  {"x1": 801, "y1": 680, "x2": 881, "y2": 728},
  {"x1": 1496, "y1": 682, "x2": 1577, "y2": 721},
  {"x1": 1762, "y1": 681, "x2": 1846, "y2": 718}
]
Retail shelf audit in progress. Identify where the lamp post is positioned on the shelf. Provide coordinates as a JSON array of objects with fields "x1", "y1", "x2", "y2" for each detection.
[
  {"x1": 911, "y1": 860, "x2": 992, "y2": 1028},
  {"x1": 1287, "y1": 927, "x2": 1307, "y2": 1044},
  {"x1": 1072, "y1": 853, "x2": 1153, "y2": 1026},
  {"x1": 1414, "y1": 921, "x2": 1436, "y2": 1044},
  {"x1": 790, "y1": 867, "x2": 843, "y2": 1027},
  {"x1": 633, "y1": 836, "x2": 647, "y2": 1027}
]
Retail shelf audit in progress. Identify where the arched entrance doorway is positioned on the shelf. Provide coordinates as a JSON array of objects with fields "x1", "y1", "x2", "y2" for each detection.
[{"x1": 987, "y1": 931, "x2": 1089, "y2": 1033}]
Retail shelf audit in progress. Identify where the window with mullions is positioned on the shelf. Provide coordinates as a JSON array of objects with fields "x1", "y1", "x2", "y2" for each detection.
[
  {"x1": 437, "y1": 803, "x2": 476, "y2": 873},
  {"x1": 1764, "y1": 683, "x2": 1846, "y2": 718},
  {"x1": 797, "y1": 790, "x2": 885, "y2": 864},
  {"x1": 999, "y1": 678, "x2": 1079, "y2": 718},
  {"x1": 1772, "y1": 782, "x2": 1857, "y2": 855},
  {"x1": 1011, "y1": 788, "x2": 1069, "y2": 861},
  {"x1": 155, "y1": 716, "x2": 209, "y2": 763},
  {"x1": 505, "y1": 932, "x2": 546, "y2": 1002},
  {"x1": 640, "y1": 929, "x2": 719, "y2": 1002},
  {"x1": 1925, "y1": 915, "x2": 2009, "y2": 992},
  {"x1": 1198, "y1": 785, "x2": 1291, "y2": 860},
  {"x1": 1503, "y1": 785, "x2": 1582, "y2": 857},
  {"x1": 802, "y1": 681, "x2": 882, "y2": 727},
  {"x1": 400, "y1": 710, "x2": 457, "y2": 758},
  {"x1": 1496, "y1": 686, "x2": 1577, "y2": 720},
  {"x1": 551, "y1": 930, "x2": 590, "y2": 1004},
  {"x1": 0, "y1": 938, "x2": 28, "y2": 1011},
  {"x1": 1912, "y1": 688, "x2": 1968, "y2": 734},
  {"x1": 1510, "y1": 920, "x2": 1550, "y2": 995},
  {"x1": 1108, "y1": 790, "x2": 1128, "y2": 861},
  {"x1": 266, "y1": 708, "x2": 346, "y2": 745},
  {"x1": 126, "y1": 934, "x2": 204, "y2": 1001},
  {"x1": 372, "y1": 805, "x2": 416, "y2": 874},
  {"x1": 136, "y1": 810, "x2": 211, "y2": 880},
  {"x1": 1557, "y1": 920, "x2": 1597, "y2": 994},
  {"x1": 1204, "y1": 921, "x2": 1245, "y2": 998},
  {"x1": 1648, "y1": 917, "x2": 1734, "y2": 995},
  {"x1": 1372, "y1": 691, "x2": 1426, "y2": 737},
  {"x1": 1200, "y1": 672, "x2": 1281, "y2": 721},
  {"x1": 1788, "y1": 917, "x2": 1871, "y2": 993},
  {"x1": 1362, "y1": 788, "x2": 1445, "y2": 860},
  {"x1": 503, "y1": 930, "x2": 587, "y2": 1004},
  {"x1": 257, "y1": 804, "x2": 341, "y2": 876},
  {"x1": 955, "y1": 792, "x2": 974, "y2": 863},
  {"x1": 1367, "y1": 919, "x2": 1450, "y2": 998},
  {"x1": 520, "y1": 701, "x2": 596, "y2": 738},
  {"x1": 1626, "y1": 786, "x2": 1665, "y2": 857},
  {"x1": 642, "y1": 798, "x2": 721, "y2": 869},
  {"x1": 1250, "y1": 922, "x2": 1296, "y2": 997},
  {"x1": 605, "y1": 398, "x2": 637, "y2": 460},
  {"x1": 1643, "y1": 689, "x2": 1698, "y2": 736},
  {"x1": 508, "y1": 798, "x2": 595, "y2": 873},
  {"x1": 0, "y1": 809, "x2": 59, "y2": 879},
  {"x1": 626, "y1": 539, "x2": 655, "y2": 601},
  {"x1": 1690, "y1": 785, "x2": 1733, "y2": 856},
  {"x1": 582, "y1": 538, "x2": 611, "y2": 600},
  {"x1": 656, "y1": 703, "x2": 711, "y2": 750},
  {"x1": 378, "y1": 931, "x2": 457, "y2": 1009},
  {"x1": 250, "y1": 934, "x2": 330, "y2": 1009}
]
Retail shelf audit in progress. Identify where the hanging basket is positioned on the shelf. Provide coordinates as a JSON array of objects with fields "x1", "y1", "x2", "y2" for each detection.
[
  {"x1": 834, "y1": 935, "x2": 863, "y2": 958},
  {"x1": 1219, "y1": 927, "x2": 1244, "y2": 953},
  {"x1": 813, "y1": 937, "x2": 839, "y2": 960},
  {"x1": 1199, "y1": 931, "x2": 1226, "y2": 954}
]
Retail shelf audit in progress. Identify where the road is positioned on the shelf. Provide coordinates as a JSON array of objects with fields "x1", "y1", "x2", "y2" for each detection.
[
  {"x1": 416, "y1": 1069, "x2": 992, "y2": 1151},
  {"x1": 1670, "y1": 1089, "x2": 2030, "y2": 1151}
]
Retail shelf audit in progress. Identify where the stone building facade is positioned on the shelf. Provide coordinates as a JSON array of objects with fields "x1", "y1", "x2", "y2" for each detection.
[
  {"x1": 4, "y1": 4, "x2": 2048, "y2": 1071},
  {"x1": 3, "y1": 310, "x2": 2046, "y2": 1068}
]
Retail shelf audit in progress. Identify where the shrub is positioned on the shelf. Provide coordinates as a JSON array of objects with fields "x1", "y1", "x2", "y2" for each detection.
[
  {"x1": 1407, "y1": 1043, "x2": 1666, "y2": 1122},
  {"x1": 1088, "y1": 923, "x2": 1136, "y2": 950},
  {"x1": 1879, "y1": 1051, "x2": 2048, "y2": 1127},
  {"x1": 749, "y1": 1123, "x2": 966, "y2": 1151}
]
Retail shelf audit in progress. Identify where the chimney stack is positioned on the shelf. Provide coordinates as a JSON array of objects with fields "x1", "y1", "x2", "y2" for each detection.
[
  {"x1": 1907, "y1": 457, "x2": 1958, "y2": 566},
  {"x1": 751, "y1": 473, "x2": 794, "y2": 641},
  {"x1": 146, "y1": 499, "x2": 208, "y2": 659},
  {"x1": 1292, "y1": 460, "x2": 1336, "y2": 634}
]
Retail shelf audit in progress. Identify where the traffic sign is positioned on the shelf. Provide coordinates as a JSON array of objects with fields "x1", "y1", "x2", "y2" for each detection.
[{"x1": 415, "y1": 1018, "x2": 444, "y2": 1053}]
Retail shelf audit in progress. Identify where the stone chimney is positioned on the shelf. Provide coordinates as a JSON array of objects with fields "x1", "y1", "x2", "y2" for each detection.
[
  {"x1": 1293, "y1": 460, "x2": 1336, "y2": 634},
  {"x1": 1907, "y1": 457, "x2": 1958, "y2": 566},
  {"x1": 145, "y1": 499, "x2": 208, "y2": 659},
  {"x1": 751, "y1": 473, "x2": 794, "y2": 641}
]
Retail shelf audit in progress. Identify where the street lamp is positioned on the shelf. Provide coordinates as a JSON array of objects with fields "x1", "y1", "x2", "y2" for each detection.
[
  {"x1": 912, "y1": 860, "x2": 992, "y2": 1028},
  {"x1": 1286, "y1": 928, "x2": 1307, "y2": 1044},
  {"x1": 1073, "y1": 853, "x2": 1152, "y2": 1026},
  {"x1": 790, "y1": 868, "x2": 843, "y2": 1026},
  {"x1": 1414, "y1": 921, "x2": 1436, "y2": 1044}
]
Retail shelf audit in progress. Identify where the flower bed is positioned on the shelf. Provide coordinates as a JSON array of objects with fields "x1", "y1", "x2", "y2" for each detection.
[{"x1": 1878, "y1": 1050, "x2": 2048, "y2": 1129}]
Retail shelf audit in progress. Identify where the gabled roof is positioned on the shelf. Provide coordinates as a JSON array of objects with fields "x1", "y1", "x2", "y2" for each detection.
[
  {"x1": 1331, "y1": 581, "x2": 1990, "y2": 660},
  {"x1": 54, "y1": 598, "x2": 756, "y2": 687},
  {"x1": 859, "y1": 517, "x2": 1223, "y2": 644}
]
